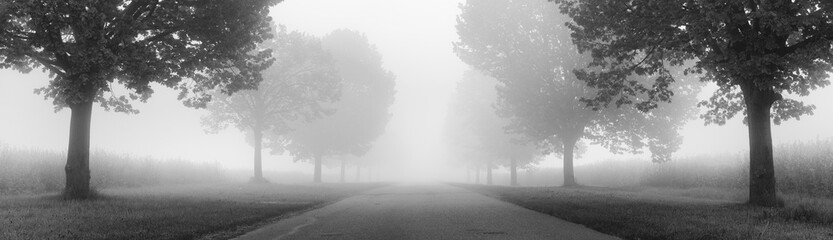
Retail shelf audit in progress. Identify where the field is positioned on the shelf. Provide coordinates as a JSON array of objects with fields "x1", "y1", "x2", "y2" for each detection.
[
  {"x1": 0, "y1": 143, "x2": 389, "y2": 239},
  {"x1": 457, "y1": 184, "x2": 833, "y2": 240},
  {"x1": 494, "y1": 138, "x2": 833, "y2": 199},
  {"x1": 0, "y1": 145, "x2": 228, "y2": 195},
  {"x1": 455, "y1": 138, "x2": 833, "y2": 239},
  {"x1": 0, "y1": 182, "x2": 385, "y2": 240}
]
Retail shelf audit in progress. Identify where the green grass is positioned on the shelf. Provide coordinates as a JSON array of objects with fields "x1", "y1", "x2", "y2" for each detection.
[
  {"x1": 0, "y1": 182, "x2": 386, "y2": 240},
  {"x1": 0, "y1": 145, "x2": 227, "y2": 195},
  {"x1": 457, "y1": 184, "x2": 833, "y2": 240}
]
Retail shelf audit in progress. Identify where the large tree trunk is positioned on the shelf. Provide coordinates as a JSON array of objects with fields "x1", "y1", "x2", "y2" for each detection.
[
  {"x1": 252, "y1": 125, "x2": 264, "y2": 182},
  {"x1": 64, "y1": 99, "x2": 94, "y2": 199},
  {"x1": 741, "y1": 83, "x2": 780, "y2": 207},
  {"x1": 486, "y1": 160, "x2": 493, "y2": 185},
  {"x1": 314, "y1": 152, "x2": 323, "y2": 183},
  {"x1": 562, "y1": 137, "x2": 578, "y2": 187},
  {"x1": 340, "y1": 158, "x2": 346, "y2": 183},
  {"x1": 510, "y1": 157, "x2": 518, "y2": 186}
]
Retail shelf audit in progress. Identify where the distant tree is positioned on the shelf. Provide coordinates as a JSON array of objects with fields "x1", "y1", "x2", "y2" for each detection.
[
  {"x1": 0, "y1": 0, "x2": 278, "y2": 199},
  {"x1": 558, "y1": 0, "x2": 833, "y2": 206},
  {"x1": 201, "y1": 26, "x2": 341, "y2": 183},
  {"x1": 331, "y1": 154, "x2": 366, "y2": 183},
  {"x1": 495, "y1": 139, "x2": 541, "y2": 186},
  {"x1": 445, "y1": 70, "x2": 543, "y2": 186},
  {"x1": 455, "y1": 0, "x2": 700, "y2": 186},
  {"x1": 280, "y1": 30, "x2": 396, "y2": 183},
  {"x1": 442, "y1": 109, "x2": 486, "y2": 183}
]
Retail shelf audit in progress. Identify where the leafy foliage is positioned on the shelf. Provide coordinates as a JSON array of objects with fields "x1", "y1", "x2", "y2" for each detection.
[
  {"x1": 558, "y1": 0, "x2": 832, "y2": 124},
  {"x1": 281, "y1": 30, "x2": 396, "y2": 162},
  {"x1": 558, "y1": 0, "x2": 833, "y2": 206},
  {"x1": 0, "y1": 0, "x2": 278, "y2": 111},
  {"x1": 454, "y1": 0, "x2": 700, "y2": 163},
  {"x1": 444, "y1": 70, "x2": 542, "y2": 170},
  {"x1": 0, "y1": 0, "x2": 279, "y2": 198},
  {"x1": 202, "y1": 25, "x2": 341, "y2": 150}
]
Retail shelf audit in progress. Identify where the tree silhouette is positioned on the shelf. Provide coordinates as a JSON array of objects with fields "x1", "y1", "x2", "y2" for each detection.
[
  {"x1": 445, "y1": 70, "x2": 542, "y2": 185},
  {"x1": 559, "y1": 0, "x2": 833, "y2": 206},
  {"x1": 455, "y1": 0, "x2": 700, "y2": 186},
  {"x1": 281, "y1": 30, "x2": 395, "y2": 183},
  {"x1": 202, "y1": 26, "x2": 341, "y2": 183},
  {"x1": 0, "y1": 0, "x2": 278, "y2": 199}
]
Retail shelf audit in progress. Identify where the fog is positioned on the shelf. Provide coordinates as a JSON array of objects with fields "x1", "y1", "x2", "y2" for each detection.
[{"x1": 1, "y1": 0, "x2": 832, "y2": 184}]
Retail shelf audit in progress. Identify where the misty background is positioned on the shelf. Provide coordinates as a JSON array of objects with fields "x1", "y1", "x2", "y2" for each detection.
[{"x1": 1, "y1": 0, "x2": 832, "y2": 184}]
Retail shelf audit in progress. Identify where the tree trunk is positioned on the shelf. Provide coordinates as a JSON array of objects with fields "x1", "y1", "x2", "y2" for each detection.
[
  {"x1": 64, "y1": 99, "x2": 94, "y2": 199},
  {"x1": 510, "y1": 157, "x2": 518, "y2": 186},
  {"x1": 314, "y1": 152, "x2": 323, "y2": 183},
  {"x1": 252, "y1": 125, "x2": 264, "y2": 182},
  {"x1": 562, "y1": 137, "x2": 578, "y2": 187},
  {"x1": 340, "y1": 158, "x2": 346, "y2": 183},
  {"x1": 486, "y1": 160, "x2": 493, "y2": 185},
  {"x1": 475, "y1": 166, "x2": 480, "y2": 184},
  {"x1": 355, "y1": 166, "x2": 360, "y2": 182},
  {"x1": 741, "y1": 83, "x2": 780, "y2": 207}
]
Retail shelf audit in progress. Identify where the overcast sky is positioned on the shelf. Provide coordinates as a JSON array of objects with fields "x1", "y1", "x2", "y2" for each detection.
[{"x1": 1, "y1": 0, "x2": 832, "y2": 181}]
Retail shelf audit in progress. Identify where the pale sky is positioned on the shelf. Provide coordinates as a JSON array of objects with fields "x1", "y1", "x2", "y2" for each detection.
[{"x1": 1, "y1": 0, "x2": 832, "y2": 182}]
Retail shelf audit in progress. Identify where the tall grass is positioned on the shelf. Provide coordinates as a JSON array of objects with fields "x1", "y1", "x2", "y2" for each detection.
[
  {"x1": 0, "y1": 143, "x2": 226, "y2": 195},
  {"x1": 640, "y1": 138, "x2": 833, "y2": 198},
  {"x1": 501, "y1": 138, "x2": 833, "y2": 224},
  {"x1": 773, "y1": 138, "x2": 833, "y2": 197},
  {"x1": 513, "y1": 138, "x2": 833, "y2": 198}
]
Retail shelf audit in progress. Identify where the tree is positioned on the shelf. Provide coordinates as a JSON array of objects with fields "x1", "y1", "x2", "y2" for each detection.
[
  {"x1": 455, "y1": 0, "x2": 700, "y2": 186},
  {"x1": 0, "y1": 0, "x2": 278, "y2": 199},
  {"x1": 442, "y1": 108, "x2": 487, "y2": 184},
  {"x1": 558, "y1": 0, "x2": 833, "y2": 206},
  {"x1": 492, "y1": 137, "x2": 541, "y2": 186},
  {"x1": 201, "y1": 26, "x2": 340, "y2": 183},
  {"x1": 445, "y1": 70, "x2": 542, "y2": 186},
  {"x1": 280, "y1": 29, "x2": 395, "y2": 183}
]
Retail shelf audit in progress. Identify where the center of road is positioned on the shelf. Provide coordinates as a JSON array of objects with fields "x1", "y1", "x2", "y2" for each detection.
[{"x1": 234, "y1": 183, "x2": 619, "y2": 240}]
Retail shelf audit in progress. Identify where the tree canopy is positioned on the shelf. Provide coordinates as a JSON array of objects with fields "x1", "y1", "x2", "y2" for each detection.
[
  {"x1": 1, "y1": 0, "x2": 278, "y2": 110},
  {"x1": 558, "y1": 0, "x2": 833, "y2": 206},
  {"x1": 444, "y1": 70, "x2": 542, "y2": 185},
  {"x1": 201, "y1": 25, "x2": 340, "y2": 182},
  {"x1": 0, "y1": 0, "x2": 279, "y2": 199},
  {"x1": 455, "y1": 0, "x2": 700, "y2": 186},
  {"x1": 280, "y1": 29, "x2": 396, "y2": 183}
]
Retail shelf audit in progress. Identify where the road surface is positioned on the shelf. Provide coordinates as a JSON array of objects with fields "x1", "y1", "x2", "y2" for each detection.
[{"x1": 234, "y1": 183, "x2": 619, "y2": 240}]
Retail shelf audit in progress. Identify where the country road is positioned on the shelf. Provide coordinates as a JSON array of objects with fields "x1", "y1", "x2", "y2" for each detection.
[{"x1": 233, "y1": 183, "x2": 619, "y2": 240}]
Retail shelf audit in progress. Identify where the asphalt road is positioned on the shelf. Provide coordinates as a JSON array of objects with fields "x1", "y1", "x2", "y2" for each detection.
[{"x1": 233, "y1": 183, "x2": 619, "y2": 240}]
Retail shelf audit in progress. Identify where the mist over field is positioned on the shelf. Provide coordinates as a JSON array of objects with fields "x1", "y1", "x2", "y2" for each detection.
[{"x1": 1, "y1": 0, "x2": 833, "y2": 239}]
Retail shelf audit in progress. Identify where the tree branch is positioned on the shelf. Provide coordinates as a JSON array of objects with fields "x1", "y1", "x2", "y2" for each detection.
[
  {"x1": 628, "y1": 37, "x2": 665, "y2": 72},
  {"x1": 28, "y1": 54, "x2": 66, "y2": 77},
  {"x1": 777, "y1": 34, "x2": 832, "y2": 56},
  {"x1": 138, "y1": 28, "x2": 181, "y2": 44}
]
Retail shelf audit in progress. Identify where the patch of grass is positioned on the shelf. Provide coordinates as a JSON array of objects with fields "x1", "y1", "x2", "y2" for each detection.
[
  {"x1": 637, "y1": 186, "x2": 746, "y2": 202},
  {"x1": 0, "y1": 182, "x2": 386, "y2": 240},
  {"x1": 773, "y1": 196, "x2": 833, "y2": 225},
  {"x1": 457, "y1": 184, "x2": 833, "y2": 240},
  {"x1": 516, "y1": 138, "x2": 833, "y2": 200}
]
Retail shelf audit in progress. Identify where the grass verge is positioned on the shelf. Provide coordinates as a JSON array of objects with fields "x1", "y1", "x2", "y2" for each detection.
[
  {"x1": 0, "y1": 182, "x2": 386, "y2": 240},
  {"x1": 455, "y1": 184, "x2": 833, "y2": 240}
]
